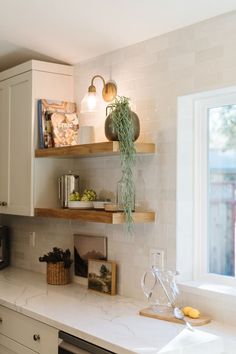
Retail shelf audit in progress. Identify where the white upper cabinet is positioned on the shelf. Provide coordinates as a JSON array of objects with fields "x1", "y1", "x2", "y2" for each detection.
[
  {"x1": 0, "y1": 60, "x2": 74, "y2": 216},
  {"x1": 2, "y1": 72, "x2": 32, "y2": 215}
]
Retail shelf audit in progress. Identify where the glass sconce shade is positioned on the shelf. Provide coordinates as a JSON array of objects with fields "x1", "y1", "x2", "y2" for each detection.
[{"x1": 80, "y1": 92, "x2": 99, "y2": 113}]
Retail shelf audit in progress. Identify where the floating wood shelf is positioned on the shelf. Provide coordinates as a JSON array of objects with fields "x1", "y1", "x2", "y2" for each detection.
[
  {"x1": 35, "y1": 142, "x2": 156, "y2": 158},
  {"x1": 35, "y1": 208, "x2": 156, "y2": 224}
]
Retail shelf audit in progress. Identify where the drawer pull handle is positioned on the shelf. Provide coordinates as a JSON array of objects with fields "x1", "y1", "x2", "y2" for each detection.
[
  {"x1": 0, "y1": 318, "x2": 2, "y2": 323},
  {"x1": 33, "y1": 334, "x2": 40, "y2": 341},
  {"x1": 1, "y1": 201, "x2": 7, "y2": 206}
]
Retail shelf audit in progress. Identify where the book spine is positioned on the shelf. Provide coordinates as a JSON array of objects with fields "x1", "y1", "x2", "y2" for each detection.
[{"x1": 38, "y1": 99, "x2": 44, "y2": 149}]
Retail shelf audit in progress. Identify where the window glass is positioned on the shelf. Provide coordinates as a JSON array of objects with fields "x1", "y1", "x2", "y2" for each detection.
[{"x1": 208, "y1": 105, "x2": 236, "y2": 277}]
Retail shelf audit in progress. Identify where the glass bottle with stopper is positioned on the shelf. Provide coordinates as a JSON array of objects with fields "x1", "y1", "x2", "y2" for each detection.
[
  {"x1": 135, "y1": 169, "x2": 146, "y2": 211},
  {"x1": 117, "y1": 172, "x2": 135, "y2": 211}
]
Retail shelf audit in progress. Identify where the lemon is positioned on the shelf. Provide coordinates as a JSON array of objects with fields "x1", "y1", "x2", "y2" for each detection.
[
  {"x1": 188, "y1": 308, "x2": 200, "y2": 319},
  {"x1": 182, "y1": 306, "x2": 193, "y2": 316}
]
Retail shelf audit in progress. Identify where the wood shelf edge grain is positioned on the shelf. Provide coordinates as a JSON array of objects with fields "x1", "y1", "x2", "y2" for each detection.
[
  {"x1": 34, "y1": 208, "x2": 156, "y2": 224},
  {"x1": 111, "y1": 211, "x2": 156, "y2": 224},
  {"x1": 35, "y1": 142, "x2": 156, "y2": 158}
]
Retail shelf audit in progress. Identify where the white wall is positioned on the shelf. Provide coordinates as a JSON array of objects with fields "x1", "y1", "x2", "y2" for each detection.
[{"x1": 3, "y1": 11, "x2": 236, "y2": 305}]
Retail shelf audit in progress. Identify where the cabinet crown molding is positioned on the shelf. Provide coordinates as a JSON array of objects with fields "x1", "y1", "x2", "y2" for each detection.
[{"x1": 0, "y1": 60, "x2": 73, "y2": 82}]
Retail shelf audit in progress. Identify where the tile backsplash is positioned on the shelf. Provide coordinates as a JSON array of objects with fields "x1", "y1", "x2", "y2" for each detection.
[{"x1": 2, "y1": 11, "x2": 236, "y2": 307}]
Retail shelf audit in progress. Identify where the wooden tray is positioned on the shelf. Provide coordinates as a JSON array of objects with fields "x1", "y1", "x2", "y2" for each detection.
[{"x1": 139, "y1": 307, "x2": 211, "y2": 326}]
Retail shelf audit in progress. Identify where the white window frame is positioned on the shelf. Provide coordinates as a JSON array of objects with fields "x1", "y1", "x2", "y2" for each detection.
[{"x1": 177, "y1": 86, "x2": 236, "y2": 287}]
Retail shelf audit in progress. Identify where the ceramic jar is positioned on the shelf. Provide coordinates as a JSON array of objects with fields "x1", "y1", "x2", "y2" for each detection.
[{"x1": 104, "y1": 105, "x2": 140, "y2": 142}]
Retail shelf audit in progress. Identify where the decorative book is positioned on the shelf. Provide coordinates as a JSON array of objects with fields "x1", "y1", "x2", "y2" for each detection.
[{"x1": 38, "y1": 99, "x2": 79, "y2": 148}]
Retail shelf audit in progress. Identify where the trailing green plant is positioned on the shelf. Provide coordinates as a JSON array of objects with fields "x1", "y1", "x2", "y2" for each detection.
[{"x1": 109, "y1": 96, "x2": 136, "y2": 232}]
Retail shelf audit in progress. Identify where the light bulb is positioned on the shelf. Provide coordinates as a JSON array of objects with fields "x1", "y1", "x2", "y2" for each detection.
[
  {"x1": 80, "y1": 92, "x2": 98, "y2": 113},
  {"x1": 87, "y1": 92, "x2": 98, "y2": 111}
]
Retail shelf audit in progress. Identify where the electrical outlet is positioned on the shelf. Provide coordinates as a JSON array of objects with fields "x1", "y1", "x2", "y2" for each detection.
[
  {"x1": 29, "y1": 231, "x2": 36, "y2": 248},
  {"x1": 149, "y1": 248, "x2": 165, "y2": 269}
]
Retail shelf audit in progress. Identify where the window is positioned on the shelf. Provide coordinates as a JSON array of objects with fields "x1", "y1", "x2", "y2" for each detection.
[
  {"x1": 208, "y1": 105, "x2": 236, "y2": 277},
  {"x1": 177, "y1": 87, "x2": 236, "y2": 286}
]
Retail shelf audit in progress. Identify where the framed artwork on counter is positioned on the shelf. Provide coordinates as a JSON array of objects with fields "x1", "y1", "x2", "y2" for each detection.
[
  {"x1": 88, "y1": 259, "x2": 116, "y2": 295},
  {"x1": 74, "y1": 234, "x2": 107, "y2": 278}
]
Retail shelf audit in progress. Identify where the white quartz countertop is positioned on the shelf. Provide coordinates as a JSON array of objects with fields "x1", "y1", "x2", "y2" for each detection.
[{"x1": 0, "y1": 267, "x2": 236, "y2": 354}]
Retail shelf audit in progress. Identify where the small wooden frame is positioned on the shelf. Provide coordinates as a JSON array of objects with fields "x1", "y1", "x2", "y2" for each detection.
[{"x1": 88, "y1": 259, "x2": 116, "y2": 295}]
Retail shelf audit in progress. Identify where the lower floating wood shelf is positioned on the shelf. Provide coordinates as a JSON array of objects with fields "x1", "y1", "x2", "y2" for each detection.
[{"x1": 34, "y1": 208, "x2": 156, "y2": 224}]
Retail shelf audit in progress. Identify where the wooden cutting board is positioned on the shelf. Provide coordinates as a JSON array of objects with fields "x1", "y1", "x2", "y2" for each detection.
[{"x1": 139, "y1": 307, "x2": 211, "y2": 326}]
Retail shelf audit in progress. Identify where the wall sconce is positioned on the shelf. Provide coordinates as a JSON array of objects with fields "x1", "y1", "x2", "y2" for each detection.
[{"x1": 80, "y1": 75, "x2": 117, "y2": 113}]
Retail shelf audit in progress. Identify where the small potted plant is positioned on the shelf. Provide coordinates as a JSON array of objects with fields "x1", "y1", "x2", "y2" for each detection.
[{"x1": 39, "y1": 247, "x2": 73, "y2": 285}]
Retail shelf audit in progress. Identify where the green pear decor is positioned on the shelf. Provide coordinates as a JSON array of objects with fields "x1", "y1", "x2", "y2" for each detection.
[{"x1": 105, "y1": 96, "x2": 139, "y2": 232}]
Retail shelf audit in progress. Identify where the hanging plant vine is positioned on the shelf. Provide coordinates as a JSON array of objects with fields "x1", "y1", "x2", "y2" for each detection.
[{"x1": 108, "y1": 96, "x2": 136, "y2": 232}]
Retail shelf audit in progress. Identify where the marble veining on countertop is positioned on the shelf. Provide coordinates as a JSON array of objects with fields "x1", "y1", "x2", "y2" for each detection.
[{"x1": 0, "y1": 267, "x2": 236, "y2": 354}]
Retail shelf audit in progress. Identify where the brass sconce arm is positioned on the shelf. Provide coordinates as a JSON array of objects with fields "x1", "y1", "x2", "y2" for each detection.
[{"x1": 88, "y1": 75, "x2": 117, "y2": 102}]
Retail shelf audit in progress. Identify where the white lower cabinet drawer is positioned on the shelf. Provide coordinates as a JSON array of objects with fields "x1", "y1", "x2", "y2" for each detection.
[
  {"x1": 0, "y1": 333, "x2": 37, "y2": 354},
  {"x1": 0, "y1": 306, "x2": 58, "y2": 354}
]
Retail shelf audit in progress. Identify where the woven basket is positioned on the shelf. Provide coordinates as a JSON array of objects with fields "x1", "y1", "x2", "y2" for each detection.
[{"x1": 47, "y1": 262, "x2": 70, "y2": 285}]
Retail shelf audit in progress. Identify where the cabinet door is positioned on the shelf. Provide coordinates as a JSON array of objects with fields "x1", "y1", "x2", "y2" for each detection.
[
  {"x1": 0, "y1": 82, "x2": 9, "y2": 208},
  {"x1": 0, "y1": 333, "x2": 37, "y2": 354},
  {"x1": 0, "y1": 72, "x2": 33, "y2": 216},
  {"x1": 0, "y1": 346, "x2": 16, "y2": 354},
  {"x1": 0, "y1": 305, "x2": 58, "y2": 354}
]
